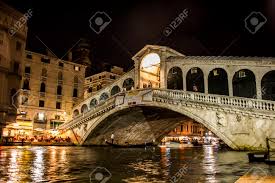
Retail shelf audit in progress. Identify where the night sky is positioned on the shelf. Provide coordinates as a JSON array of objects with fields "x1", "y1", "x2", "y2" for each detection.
[{"x1": 4, "y1": 0, "x2": 275, "y2": 73}]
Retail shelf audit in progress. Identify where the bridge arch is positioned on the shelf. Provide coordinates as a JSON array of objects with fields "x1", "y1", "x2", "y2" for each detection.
[
  {"x1": 261, "y1": 70, "x2": 275, "y2": 101},
  {"x1": 233, "y1": 69, "x2": 256, "y2": 98},
  {"x1": 82, "y1": 103, "x2": 238, "y2": 149},
  {"x1": 186, "y1": 67, "x2": 204, "y2": 93},
  {"x1": 99, "y1": 92, "x2": 109, "y2": 102},
  {"x1": 81, "y1": 104, "x2": 88, "y2": 113},
  {"x1": 208, "y1": 68, "x2": 229, "y2": 95},
  {"x1": 90, "y1": 98, "x2": 98, "y2": 108},
  {"x1": 123, "y1": 78, "x2": 135, "y2": 91},
  {"x1": 73, "y1": 109, "x2": 79, "y2": 117},
  {"x1": 167, "y1": 66, "x2": 183, "y2": 90},
  {"x1": 111, "y1": 85, "x2": 121, "y2": 96}
]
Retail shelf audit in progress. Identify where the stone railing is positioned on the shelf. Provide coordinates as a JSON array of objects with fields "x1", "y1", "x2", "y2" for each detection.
[
  {"x1": 60, "y1": 88, "x2": 275, "y2": 131},
  {"x1": 152, "y1": 89, "x2": 275, "y2": 112},
  {"x1": 59, "y1": 97, "x2": 116, "y2": 130}
]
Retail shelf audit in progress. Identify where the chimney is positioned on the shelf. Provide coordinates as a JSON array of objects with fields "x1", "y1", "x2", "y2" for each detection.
[{"x1": 68, "y1": 51, "x2": 72, "y2": 61}]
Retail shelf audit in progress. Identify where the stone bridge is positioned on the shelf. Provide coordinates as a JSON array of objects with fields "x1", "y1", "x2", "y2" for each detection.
[{"x1": 58, "y1": 45, "x2": 275, "y2": 151}]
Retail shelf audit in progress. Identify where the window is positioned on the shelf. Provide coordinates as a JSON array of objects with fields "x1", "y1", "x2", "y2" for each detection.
[
  {"x1": 181, "y1": 125, "x2": 183, "y2": 132},
  {"x1": 26, "y1": 54, "x2": 32, "y2": 59},
  {"x1": 13, "y1": 62, "x2": 19, "y2": 73},
  {"x1": 16, "y1": 41, "x2": 22, "y2": 51},
  {"x1": 56, "y1": 102, "x2": 61, "y2": 109},
  {"x1": 73, "y1": 88, "x2": 78, "y2": 97},
  {"x1": 38, "y1": 112, "x2": 45, "y2": 121},
  {"x1": 57, "y1": 85, "x2": 62, "y2": 95},
  {"x1": 99, "y1": 76, "x2": 101, "y2": 79},
  {"x1": 41, "y1": 68, "x2": 47, "y2": 77},
  {"x1": 74, "y1": 66, "x2": 80, "y2": 71},
  {"x1": 58, "y1": 62, "x2": 64, "y2": 67},
  {"x1": 22, "y1": 79, "x2": 30, "y2": 90},
  {"x1": 41, "y1": 57, "x2": 50, "y2": 63},
  {"x1": 25, "y1": 66, "x2": 31, "y2": 74},
  {"x1": 102, "y1": 75, "x2": 105, "y2": 78},
  {"x1": 40, "y1": 83, "x2": 46, "y2": 92},
  {"x1": 55, "y1": 115, "x2": 61, "y2": 120},
  {"x1": 39, "y1": 100, "x2": 44, "y2": 107},
  {"x1": 88, "y1": 87, "x2": 93, "y2": 93}
]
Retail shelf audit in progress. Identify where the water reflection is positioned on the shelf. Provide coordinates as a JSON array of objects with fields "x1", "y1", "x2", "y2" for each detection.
[{"x1": 0, "y1": 146, "x2": 274, "y2": 182}]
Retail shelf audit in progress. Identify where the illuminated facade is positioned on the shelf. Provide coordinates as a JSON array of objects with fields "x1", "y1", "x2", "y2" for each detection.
[
  {"x1": 0, "y1": 2, "x2": 28, "y2": 138},
  {"x1": 168, "y1": 120, "x2": 206, "y2": 137},
  {"x1": 3, "y1": 51, "x2": 86, "y2": 136},
  {"x1": 84, "y1": 66, "x2": 124, "y2": 98}
]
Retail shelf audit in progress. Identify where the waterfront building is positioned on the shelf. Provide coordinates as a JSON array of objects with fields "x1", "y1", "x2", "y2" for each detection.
[
  {"x1": 0, "y1": 2, "x2": 28, "y2": 138},
  {"x1": 168, "y1": 120, "x2": 206, "y2": 137},
  {"x1": 2, "y1": 50, "x2": 86, "y2": 136}
]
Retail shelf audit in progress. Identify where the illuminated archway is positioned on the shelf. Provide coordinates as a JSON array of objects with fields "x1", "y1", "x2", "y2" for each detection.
[
  {"x1": 233, "y1": 69, "x2": 256, "y2": 98},
  {"x1": 261, "y1": 70, "x2": 275, "y2": 101},
  {"x1": 208, "y1": 68, "x2": 229, "y2": 95},
  {"x1": 140, "y1": 53, "x2": 160, "y2": 88},
  {"x1": 167, "y1": 67, "x2": 183, "y2": 90},
  {"x1": 186, "y1": 67, "x2": 204, "y2": 93}
]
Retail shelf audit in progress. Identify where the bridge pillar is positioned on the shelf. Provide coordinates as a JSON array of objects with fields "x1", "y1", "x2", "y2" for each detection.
[
  {"x1": 228, "y1": 74, "x2": 233, "y2": 97},
  {"x1": 160, "y1": 55, "x2": 167, "y2": 89},
  {"x1": 134, "y1": 60, "x2": 140, "y2": 89},
  {"x1": 256, "y1": 76, "x2": 262, "y2": 99},
  {"x1": 204, "y1": 74, "x2": 208, "y2": 94}
]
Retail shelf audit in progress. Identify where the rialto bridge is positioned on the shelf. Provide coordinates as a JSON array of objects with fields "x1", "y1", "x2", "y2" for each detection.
[{"x1": 58, "y1": 45, "x2": 275, "y2": 151}]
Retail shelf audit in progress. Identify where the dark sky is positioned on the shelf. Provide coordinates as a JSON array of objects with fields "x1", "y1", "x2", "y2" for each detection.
[{"x1": 4, "y1": 0, "x2": 275, "y2": 72}]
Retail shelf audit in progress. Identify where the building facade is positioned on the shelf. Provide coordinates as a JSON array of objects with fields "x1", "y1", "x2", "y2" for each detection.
[
  {"x1": 84, "y1": 66, "x2": 124, "y2": 98},
  {"x1": 0, "y1": 2, "x2": 28, "y2": 138},
  {"x1": 168, "y1": 120, "x2": 206, "y2": 137},
  {"x1": 3, "y1": 51, "x2": 86, "y2": 136}
]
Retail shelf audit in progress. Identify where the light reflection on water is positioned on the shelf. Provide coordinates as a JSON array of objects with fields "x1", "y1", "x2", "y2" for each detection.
[{"x1": 0, "y1": 146, "x2": 274, "y2": 182}]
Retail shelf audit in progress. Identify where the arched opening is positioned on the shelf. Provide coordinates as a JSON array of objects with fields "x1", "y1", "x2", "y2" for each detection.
[
  {"x1": 42, "y1": 68, "x2": 47, "y2": 77},
  {"x1": 73, "y1": 109, "x2": 79, "y2": 117},
  {"x1": 261, "y1": 70, "x2": 275, "y2": 101},
  {"x1": 57, "y1": 85, "x2": 62, "y2": 95},
  {"x1": 111, "y1": 85, "x2": 121, "y2": 96},
  {"x1": 90, "y1": 98, "x2": 98, "y2": 108},
  {"x1": 73, "y1": 88, "x2": 78, "y2": 97},
  {"x1": 81, "y1": 104, "x2": 88, "y2": 113},
  {"x1": 22, "y1": 79, "x2": 30, "y2": 90},
  {"x1": 186, "y1": 67, "x2": 204, "y2": 93},
  {"x1": 233, "y1": 69, "x2": 256, "y2": 98},
  {"x1": 40, "y1": 82, "x2": 46, "y2": 92},
  {"x1": 123, "y1": 78, "x2": 134, "y2": 91},
  {"x1": 208, "y1": 68, "x2": 229, "y2": 95},
  {"x1": 167, "y1": 67, "x2": 183, "y2": 90},
  {"x1": 99, "y1": 92, "x2": 109, "y2": 102},
  {"x1": 140, "y1": 53, "x2": 160, "y2": 88},
  {"x1": 58, "y1": 71, "x2": 63, "y2": 81}
]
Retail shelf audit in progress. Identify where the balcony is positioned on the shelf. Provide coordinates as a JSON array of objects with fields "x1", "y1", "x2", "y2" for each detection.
[
  {"x1": 41, "y1": 76, "x2": 47, "y2": 82},
  {"x1": 40, "y1": 92, "x2": 45, "y2": 98},
  {"x1": 57, "y1": 95, "x2": 62, "y2": 100},
  {"x1": 58, "y1": 80, "x2": 63, "y2": 85},
  {"x1": 24, "y1": 73, "x2": 31, "y2": 79}
]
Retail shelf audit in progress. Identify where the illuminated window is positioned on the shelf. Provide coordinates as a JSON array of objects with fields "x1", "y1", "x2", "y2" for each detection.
[
  {"x1": 74, "y1": 66, "x2": 80, "y2": 71},
  {"x1": 38, "y1": 112, "x2": 45, "y2": 120}
]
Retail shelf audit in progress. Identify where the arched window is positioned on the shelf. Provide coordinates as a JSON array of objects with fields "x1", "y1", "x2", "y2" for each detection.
[
  {"x1": 186, "y1": 67, "x2": 204, "y2": 93},
  {"x1": 74, "y1": 76, "x2": 78, "y2": 84},
  {"x1": 208, "y1": 68, "x2": 229, "y2": 95},
  {"x1": 233, "y1": 69, "x2": 256, "y2": 98},
  {"x1": 57, "y1": 85, "x2": 62, "y2": 95},
  {"x1": 99, "y1": 92, "x2": 109, "y2": 101},
  {"x1": 42, "y1": 68, "x2": 47, "y2": 77},
  {"x1": 73, "y1": 109, "x2": 79, "y2": 117},
  {"x1": 40, "y1": 82, "x2": 46, "y2": 92},
  {"x1": 58, "y1": 72, "x2": 63, "y2": 81},
  {"x1": 81, "y1": 104, "x2": 88, "y2": 113},
  {"x1": 167, "y1": 67, "x2": 183, "y2": 90},
  {"x1": 111, "y1": 85, "x2": 121, "y2": 96},
  {"x1": 22, "y1": 79, "x2": 30, "y2": 90},
  {"x1": 261, "y1": 70, "x2": 275, "y2": 101},
  {"x1": 73, "y1": 88, "x2": 78, "y2": 97},
  {"x1": 90, "y1": 98, "x2": 98, "y2": 108},
  {"x1": 123, "y1": 78, "x2": 134, "y2": 91}
]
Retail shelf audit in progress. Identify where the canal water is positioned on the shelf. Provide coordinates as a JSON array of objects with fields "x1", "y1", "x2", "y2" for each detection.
[{"x1": 0, "y1": 145, "x2": 274, "y2": 183}]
